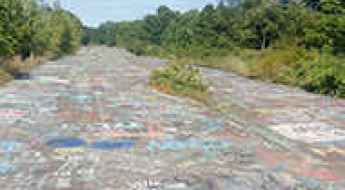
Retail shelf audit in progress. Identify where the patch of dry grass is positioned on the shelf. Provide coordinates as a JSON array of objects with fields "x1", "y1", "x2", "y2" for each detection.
[
  {"x1": 0, "y1": 68, "x2": 13, "y2": 85},
  {"x1": 0, "y1": 55, "x2": 45, "y2": 86}
]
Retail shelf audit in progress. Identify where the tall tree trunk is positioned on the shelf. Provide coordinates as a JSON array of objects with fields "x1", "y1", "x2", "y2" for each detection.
[{"x1": 261, "y1": 32, "x2": 266, "y2": 49}]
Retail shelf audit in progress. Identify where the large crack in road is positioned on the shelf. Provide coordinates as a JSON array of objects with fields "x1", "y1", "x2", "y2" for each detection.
[{"x1": 0, "y1": 46, "x2": 344, "y2": 189}]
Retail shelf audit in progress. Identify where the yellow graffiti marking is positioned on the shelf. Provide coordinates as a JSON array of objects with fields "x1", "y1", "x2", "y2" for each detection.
[{"x1": 54, "y1": 147, "x2": 84, "y2": 155}]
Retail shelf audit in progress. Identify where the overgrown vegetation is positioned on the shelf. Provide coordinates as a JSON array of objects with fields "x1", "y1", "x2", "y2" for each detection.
[
  {"x1": 150, "y1": 64, "x2": 209, "y2": 102},
  {"x1": 85, "y1": 0, "x2": 345, "y2": 98},
  {"x1": 0, "y1": 0, "x2": 82, "y2": 83}
]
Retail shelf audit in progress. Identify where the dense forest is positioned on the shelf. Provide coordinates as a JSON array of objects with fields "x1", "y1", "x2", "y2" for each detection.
[
  {"x1": 0, "y1": 0, "x2": 82, "y2": 82},
  {"x1": 84, "y1": 0, "x2": 345, "y2": 97}
]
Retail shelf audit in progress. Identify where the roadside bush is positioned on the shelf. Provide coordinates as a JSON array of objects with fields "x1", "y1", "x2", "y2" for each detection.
[
  {"x1": 0, "y1": 0, "x2": 82, "y2": 58},
  {"x1": 297, "y1": 52, "x2": 345, "y2": 97},
  {"x1": 121, "y1": 40, "x2": 148, "y2": 56},
  {"x1": 0, "y1": 0, "x2": 82, "y2": 85},
  {"x1": 250, "y1": 47, "x2": 310, "y2": 84},
  {"x1": 150, "y1": 63, "x2": 208, "y2": 101},
  {"x1": 142, "y1": 44, "x2": 171, "y2": 58},
  {"x1": 249, "y1": 46, "x2": 345, "y2": 97}
]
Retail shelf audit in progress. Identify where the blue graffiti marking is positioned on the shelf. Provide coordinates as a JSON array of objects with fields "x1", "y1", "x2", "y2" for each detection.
[
  {"x1": 159, "y1": 139, "x2": 187, "y2": 151},
  {"x1": 46, "y1": 137, "x2": 86, "y2": 148},
  {"x1": 0, "y1": 141, "x2": 22, "y2": 152},
  {"x1": 147, "y1": 138, "x2": 231, "y2": 152},
  {"x1": 200, "y1": 119, "x2": 225, "y2": 133},
  {"x1": 336, "y1": 114, "x2": 345, "y2": 120},
  {"x1": 297, "y1": 177, "x2": 321, "y2": 189},
  {"x1": 318, "y1": 139, "x2": 345, "y2": 147},
  {"x1": 114, "y1": 121, "x2": 144, "y2": 130},
  {"x1": 164, "y1": 113, "x2": 179, "y2": 120},
  {"x1": 0, "y1": 162, "x2": 14, "y2": 175},
  {"x1": 90, "y1": 139, "x2": 135, "y2": 150},
  {"x1": 69, "y1": 95, "x2": 94, "y2": 103},
  {"x1": 202, "y1": 140, "x2": 231, "y2": 152}
]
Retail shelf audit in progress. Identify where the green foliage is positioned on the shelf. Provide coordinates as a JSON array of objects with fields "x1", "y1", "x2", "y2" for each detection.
[
  {"x1": 86, "y1": 0, "x2": 344, "y2": 55},
  {"x1": 161, "y1": 10, "x2": 201, "y2": 56},
  {"x1": 82, "y1": 22, "x2": 117, "y2": 46},
  {"x1": 303, "y1": 0, "x2": 345, "y2": 53},
  {"x1": 0, "y1": 0, "x2": 82, "y2": 85},
  {"x1": 83, "y1": 0, "x2": 344, "y2": 98},
  {"x1": 46, "y1": 9, "x2": 82, "y2": 56},
  {"x1": 250, "y1": 46, "x2": 311, "y2": 83},
  {"x1": 297, "y1": 51, "x2": 345, "y2": 97},
  {"x1": 0, "y1": 0, "x2": 82, "y2": 59},
  {"x1": 0, "y1": 0, "x2": 35, "y2": 57},
  {"x1": 242, "y1": 3, "x2": 285, "y2": 49},
  {"x1": 248, "y1": 47, "x2": 345, "y2": 97}
]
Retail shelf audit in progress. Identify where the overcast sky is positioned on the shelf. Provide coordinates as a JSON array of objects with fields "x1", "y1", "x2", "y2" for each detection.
[{"x1": 59, "y1": 0, "x2": 219, "y2": 27}]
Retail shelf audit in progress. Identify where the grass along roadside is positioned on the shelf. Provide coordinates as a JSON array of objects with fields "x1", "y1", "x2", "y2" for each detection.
[
  {"x1": 170, "y1": 47, "x2": 345, "y2": 98},
  {"x1": 0, "y1": 55, "x2": 47, "y2": 84}
]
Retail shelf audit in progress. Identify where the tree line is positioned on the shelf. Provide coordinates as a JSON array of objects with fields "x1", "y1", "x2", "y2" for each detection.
[
  {"x1": 83, "y1": 0, "x2": 344, "y2": 56},
  {"x1": 84, "y1": 0, "x2": 345, "y2": 97},
  {"x1": 0, "y1": 0, "x2": 82, "y2": 81}
]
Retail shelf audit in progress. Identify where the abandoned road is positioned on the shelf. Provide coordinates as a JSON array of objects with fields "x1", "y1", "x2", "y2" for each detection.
[{"x1": 0, "y1": 46, "x2": 344, "y2": 189}]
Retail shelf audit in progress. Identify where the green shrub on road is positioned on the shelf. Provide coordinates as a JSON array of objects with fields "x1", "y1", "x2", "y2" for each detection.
[{"x1": 150, "y1": 63, "x2": 209, "y2": 102}]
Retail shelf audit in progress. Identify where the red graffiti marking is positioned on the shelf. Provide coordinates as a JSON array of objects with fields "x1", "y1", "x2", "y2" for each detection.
[
  {"x1": 200, "y1": 112, "x2": 211, "y2": 117},
  {"x1": 216, "y1": 127, "x2": 250, "y2": 142},
  {"x1": 256, "y1": 147, "x2": 289, "y2": 169},
  {"x1": 0, "y1": 109, "x2": 27, "y2": 118},
  {"x1": 302, "y1": 168, "x2": 342, "y2": 181},
  {"x1": 97, "y1": 124, "x2": 164, "y2": 139},
  {"x1": 57, "y1": 110, "x2": 110, "y2": 123},
  {"x1": 257, "y1": 147, "x2": 343, "y2": 182}
]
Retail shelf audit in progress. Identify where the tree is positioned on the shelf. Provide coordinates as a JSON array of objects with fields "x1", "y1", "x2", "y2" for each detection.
[
  {"x1": 302, "y1": 0, "x2": 345, "y2": 53},
  {"x1": 303, "y1": 0, "x2": 321, "y2": 10},
  {"x1": 142, "y1": 6, "x2": 178, "y2": 45},
  {"x1": 243, "y1": 2, "x2": 287, "y2": 49},
  {"x1": 0, "y1": 0, "x2": 82, "y2": 59},
  {"x1": 0, "y1": 0, "x2": 27, "y2": 57}
]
